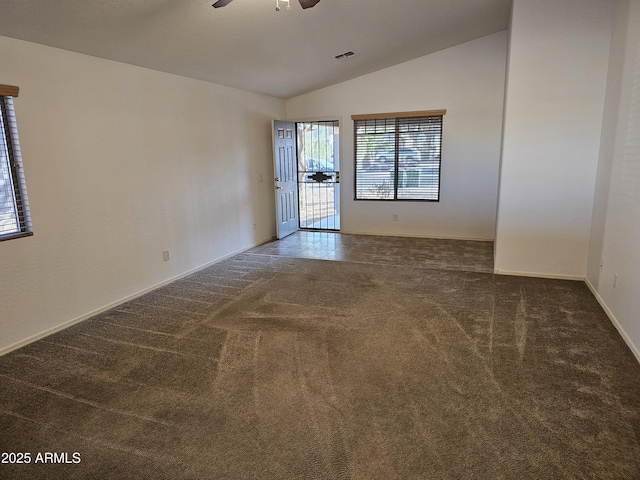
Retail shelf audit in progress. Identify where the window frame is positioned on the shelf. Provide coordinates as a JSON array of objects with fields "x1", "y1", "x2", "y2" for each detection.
[
  {"x1": 352, "y1": 110, "x2": 445, "y2": 202},
  {"x1": 0, "y1": 85, "x2": 33, "y2": 242}
]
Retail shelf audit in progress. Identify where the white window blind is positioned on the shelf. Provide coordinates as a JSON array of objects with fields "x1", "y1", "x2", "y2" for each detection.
[
  {"x1": 0, "y1": 85, "x2": 32, "y2": 241},
  {"x1": 353, "y1": 110, "x2": 444, "y2": 201}
]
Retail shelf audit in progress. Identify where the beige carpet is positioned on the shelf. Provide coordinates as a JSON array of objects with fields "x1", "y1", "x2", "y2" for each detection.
[{"x1": 1, "y1": 252, "x2": 639, "y2": 479}]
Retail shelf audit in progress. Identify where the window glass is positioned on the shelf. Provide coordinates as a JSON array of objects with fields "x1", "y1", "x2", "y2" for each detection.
[
  {"x1": 0, "y1": 95, "x2": 32, "y2": 241},
  {"x1": 354, "y1": 114, "x2": 442, "y2": 201}
]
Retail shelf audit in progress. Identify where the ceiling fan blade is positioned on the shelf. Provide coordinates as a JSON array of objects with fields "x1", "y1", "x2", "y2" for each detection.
[
  {"x1": 212, "y1": 0, "x2": 234, "y2": 8},
  {"x1": 298, "y1": 0, "x2": 320, "y2": 8}
]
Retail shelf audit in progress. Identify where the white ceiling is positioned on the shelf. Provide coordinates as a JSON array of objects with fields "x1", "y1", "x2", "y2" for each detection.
[{"x1": 0, "y1": 0, "x2": 511, "y2": 99}]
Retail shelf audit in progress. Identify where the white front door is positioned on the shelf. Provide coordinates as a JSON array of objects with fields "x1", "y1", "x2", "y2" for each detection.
[{"x1": 272, "y1": 120, "x2": 299, "y2": 239}]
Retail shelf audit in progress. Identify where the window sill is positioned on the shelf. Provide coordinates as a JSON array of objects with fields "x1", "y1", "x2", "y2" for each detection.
[{"x1": 0, "y1": 231, "x2": 34, "y2": 242}]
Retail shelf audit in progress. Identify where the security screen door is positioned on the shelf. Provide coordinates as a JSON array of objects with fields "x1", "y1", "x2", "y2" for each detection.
[
  {"x1": 297, "y1": 120, "x2": 340, "y2": 231},
  {"x1": 272, "y1": 120, "x2": 299, "y2": 239}
]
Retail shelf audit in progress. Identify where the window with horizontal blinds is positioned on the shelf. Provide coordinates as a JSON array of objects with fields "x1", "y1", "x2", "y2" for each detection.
[
  {"x1": 353, "y1": 111, "x2": 444, "y2": 201},
  {"x1": 0, "y1": 87, "x2": 32, "y2": 241}
]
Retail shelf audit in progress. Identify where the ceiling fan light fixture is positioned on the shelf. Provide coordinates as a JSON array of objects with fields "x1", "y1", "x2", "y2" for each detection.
[{"x1": 275, "y1": 0, "x2": 291, "y2": 11}]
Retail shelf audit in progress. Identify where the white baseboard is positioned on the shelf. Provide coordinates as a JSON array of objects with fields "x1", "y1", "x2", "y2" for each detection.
[
  {"x1": 493, "y1": 269, "x2": 585, "y2": 281},
  {"x1": 585, "y1": 278, "x2": 640, "y2": 365},
  {"x1": 339, "y1": 229, "x2": 494, "y2": 242},
  {"x1": 0, "y1": 237, "x2": 274, "y2": 357}
]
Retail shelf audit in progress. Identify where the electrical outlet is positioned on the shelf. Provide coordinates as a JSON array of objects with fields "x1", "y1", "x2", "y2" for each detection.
[{"x1": 163, "y1": 250, "x2": 171, "y2": 262}]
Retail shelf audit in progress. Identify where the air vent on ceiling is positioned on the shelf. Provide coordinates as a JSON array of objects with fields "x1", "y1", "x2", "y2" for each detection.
[{"x1": 334, "y1": 50, "x2": 358, "y2": 60}]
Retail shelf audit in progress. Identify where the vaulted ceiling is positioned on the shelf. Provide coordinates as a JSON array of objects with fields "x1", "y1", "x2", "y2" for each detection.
[{"x1": 0, "y1": 0, "x2": 512, "y2": 99}]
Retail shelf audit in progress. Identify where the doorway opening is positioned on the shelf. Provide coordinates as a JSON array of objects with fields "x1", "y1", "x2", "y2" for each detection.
[{"x1": 296, "y1": 120, "x2": 340, "y2": 231}]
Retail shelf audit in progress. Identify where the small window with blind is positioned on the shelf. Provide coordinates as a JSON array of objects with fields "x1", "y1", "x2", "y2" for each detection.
[
  {"x1": 0, "y1": 84, "x2": 32, "y2": 241},
  {"x1": 352, "y1": 110, "x2": 445, "y2": 201}
]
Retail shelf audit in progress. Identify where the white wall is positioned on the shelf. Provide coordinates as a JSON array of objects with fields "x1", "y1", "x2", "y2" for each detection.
[
  {"x1": 494, "y1": 0, "x2": 614, "y2": 278},
  {"x1": 0, "y1": 36, "x2": 284, "y2": 353},
  {"x1": 286, "y1": 32, "x2": 508, "y2": 241},
  {"x1": 587, "y1": 0, "x2": 640, "y2": 361}
]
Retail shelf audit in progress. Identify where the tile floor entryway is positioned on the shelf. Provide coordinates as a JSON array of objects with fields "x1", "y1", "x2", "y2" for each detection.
[{"x1": 247, "y1": 231, "x2": 494, "y2": 273}]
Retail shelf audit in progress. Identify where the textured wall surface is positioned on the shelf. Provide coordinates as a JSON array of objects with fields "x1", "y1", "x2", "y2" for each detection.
[
  {"x1": 0, "y1": 36, "x2": 284, "y2": 353},
  {"x1": 287, "y1": 32, "x2": 508, "y2": 241},
  {"x1": 588, "y1": 0, "x2": 640, "y2": 361},
  {"x1": 495, "y1": 0, "x2": 614, "y2": 278}
]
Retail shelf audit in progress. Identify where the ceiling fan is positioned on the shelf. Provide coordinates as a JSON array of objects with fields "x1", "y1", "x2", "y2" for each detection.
[{"x1": 213, "y1": 0, "x2": 320, "y2": 9}]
